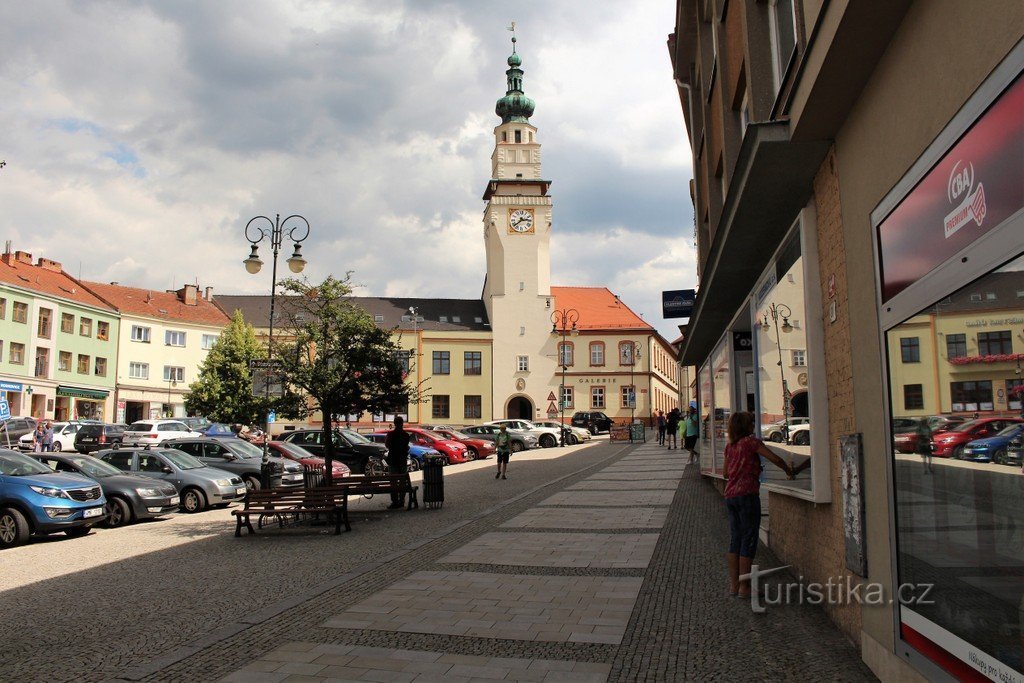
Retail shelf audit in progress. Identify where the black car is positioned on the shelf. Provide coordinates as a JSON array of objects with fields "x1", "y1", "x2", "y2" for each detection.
[
  {"x1": 75, "y1": 423, "x2": 125, "y2": 453},
  {"x1": 277, "y1": 429, "x2": 384, "y2": 473},
  {"x1": 571, "y1": 411, "x2": 613, "y2": 435},
  {"x1": 160, "y1": 437, "x2": 303, "y2": 491},
  {"x1": 0, "y1": 417, "x2": 38, "y2": 446},
  {"x1": 32, "y1": 452, "x2": 179, "y2": 527}
]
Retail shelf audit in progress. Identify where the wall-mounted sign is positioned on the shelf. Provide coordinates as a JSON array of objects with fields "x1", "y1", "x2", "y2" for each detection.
[
  {"x1": 662, "y1": 289, "x2": 695, "y2": 319},
  {"x1": 732, "y1": 331, "x2": 752, "y2": 351}
]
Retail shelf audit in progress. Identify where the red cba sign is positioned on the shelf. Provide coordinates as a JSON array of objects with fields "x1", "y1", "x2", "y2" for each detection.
[{"x1": 877, "y1": 73, "x2": 1024, "y2": 303}]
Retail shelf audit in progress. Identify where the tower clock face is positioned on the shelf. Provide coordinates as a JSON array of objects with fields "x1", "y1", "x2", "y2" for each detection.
[{"x1": 508, "y1": 208, "x2": 535, "y2": 233}]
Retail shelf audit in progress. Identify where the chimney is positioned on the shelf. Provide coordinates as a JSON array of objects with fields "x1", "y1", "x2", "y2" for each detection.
[
  {"x1": 36, "y1": 257, "x2": 63, "y2": 273},
  {"x1": 14, "y1": 251, "x2": 32, "y2": 265},
  {"x1": 177, "y1": 284, "x2": 198, "y2": 306},
  {"x1": 204, "y1": 286, "x2": 214, "y2": 301}
]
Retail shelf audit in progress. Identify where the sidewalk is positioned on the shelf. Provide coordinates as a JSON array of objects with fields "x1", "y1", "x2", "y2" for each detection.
[{"x1": 121, "y1": 441, "x2": 875, "y2": 682}]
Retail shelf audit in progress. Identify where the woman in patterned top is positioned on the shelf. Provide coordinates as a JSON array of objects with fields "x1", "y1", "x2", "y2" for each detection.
[{"x1": 724, "y1": 411, "x2": 793, "y2": 598}]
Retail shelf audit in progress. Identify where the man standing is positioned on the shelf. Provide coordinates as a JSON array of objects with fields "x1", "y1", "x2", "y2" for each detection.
[
  {"x1": 495, "y1": 424, "x2": 511, "y2": 480},
  {"x1": 666, "y1": 408, "x2": 680, "y2": 450},
  {"x1": 384, "y1": 416, "x2": 410, "y2": 509},
  {"x1": 42, "y1": 421, "x2": 54, "y2": 453},
  {"x1": 656, "y1": 410, "x2": 666, "y2": 446}
]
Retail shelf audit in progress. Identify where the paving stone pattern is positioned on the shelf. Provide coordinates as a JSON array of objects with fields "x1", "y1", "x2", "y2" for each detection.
[
  {"x1": 437, "y1": 532, "x2": 660, "y2": 568},
  {"x1": 538, "y1": 490, "x2": 676, "y2": 507},
  {"x1": 502, "y1": 507, "x2": 669, "y2": 529},
  {"x1": 56, "y1": 435, "x2": 875, "y2": 683}
]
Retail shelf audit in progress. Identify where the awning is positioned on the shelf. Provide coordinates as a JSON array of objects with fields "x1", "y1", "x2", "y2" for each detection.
[
  {"x1": 680, "y1": 122, "x2": 829, "y2": 366},
  {"x1": 57, "y1": 386, "x2": 110, "y2": 400}
]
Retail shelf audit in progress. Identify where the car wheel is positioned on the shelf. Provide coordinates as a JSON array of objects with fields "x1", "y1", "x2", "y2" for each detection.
[
  {"x1": 0, "y1": 507, "x2": 29, "y2": 548},
  {"x1": 794, "y1": 432, "x2": 810, "y2": 446},
  {"x1": 540, "y1": 434, "x2": 557, "y2": 448},
  {"x1": 104, "y1": 497, "x2": 132, "y2": 528},
  {"x1": 567, "y1": 434, "x2": 579, "y2": 445},
  {"x1": 244, "y1": 475, "x2": 261, "y2": 493},
  {"x1": 769, "y1": 433, "x2": 785, "y2": 443},
  {"x1": 511, "y1": 440, "x2": 524, "y2": 453},
  {"x1": 408, "y1": 459, "x2": 420, "y2": 472},
  {"x1": 589, "y1": 425, "x2": 599, "y2": 435},
  {"x1": 65, "y1": 526, "x2": 91, "y2": 538},
  {"x1": 994, "y1": 449, "x2": 1006, "y2": 465},
  {"x1": 953, "y1": 446, "x2": 965, "y2": 460},
  {"x1": 51, "y1": 442, "x2": 62, "y2": 452},
  {"x1": 180, "y1": 488, "x2": 207, "y2": 513}
]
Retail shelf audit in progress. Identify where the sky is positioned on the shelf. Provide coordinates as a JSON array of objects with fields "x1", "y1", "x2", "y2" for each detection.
[{"x1": 0, "y1": 0, "x2": 696, "y2": 341}]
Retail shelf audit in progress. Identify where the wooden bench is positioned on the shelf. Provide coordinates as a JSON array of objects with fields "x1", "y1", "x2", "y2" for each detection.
[
  {"x1": 319, "y1": 473, "x2": 419, "y2": 511},
  {"x1": 232, "y1": 487, "x2": 350, "y2": 537}
]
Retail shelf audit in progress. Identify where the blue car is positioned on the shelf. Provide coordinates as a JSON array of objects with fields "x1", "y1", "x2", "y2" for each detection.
[
  {"x1": 0, "y1": 449, "x2": 107, "y2": 548},
  {"x1": 961, "y1": 424, "x2": 1024, "y2": 464},
  {"x1": 200, "y1": 423, "x2": 237, "y2": 438}
]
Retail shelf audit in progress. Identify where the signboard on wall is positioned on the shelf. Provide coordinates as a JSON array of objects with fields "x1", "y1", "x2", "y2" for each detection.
[
  {"x1": 116, "y1": 399, "x2": 126, "y2": 424},
  {"x1": 662, "y1": 289, "x2": 695, "y2": 319}
]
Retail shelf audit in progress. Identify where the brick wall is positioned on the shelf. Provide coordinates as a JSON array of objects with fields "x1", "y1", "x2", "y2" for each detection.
[{"x1": 768, "y1": 146, "x2": 863, "y2": 643}]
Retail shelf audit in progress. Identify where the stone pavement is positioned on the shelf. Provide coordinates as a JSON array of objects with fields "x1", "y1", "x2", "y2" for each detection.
[{"x1": 101, "y1": 439, "x2": 876, "y2": 683}]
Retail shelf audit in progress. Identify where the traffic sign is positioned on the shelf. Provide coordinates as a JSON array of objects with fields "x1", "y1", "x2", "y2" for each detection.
[
  {"x1": 267, "y1": 411, "x2": 276, "y2": 424},
  {"x1": 0, "y1": 399, "x2": 9, "y2": 421},
  {"x1": 249, "y1": 359, "x2": 283, "y2": 370}
]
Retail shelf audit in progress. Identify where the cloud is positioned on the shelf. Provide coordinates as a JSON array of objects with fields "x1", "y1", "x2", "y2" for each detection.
[{"x1": 0, "y1": 0, "x2": 694, "y2": 340}]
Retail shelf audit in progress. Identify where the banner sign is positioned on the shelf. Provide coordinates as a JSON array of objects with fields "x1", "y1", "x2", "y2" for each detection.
[{"x1": 662, "y1": 289, "x2": 696, "y2": 319}]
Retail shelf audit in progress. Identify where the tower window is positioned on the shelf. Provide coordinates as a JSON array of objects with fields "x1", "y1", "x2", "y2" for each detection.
[
  {"x1": 502, "y1": 131, "x2": 507, "y2": 142},
  {"x1": 515, "y1": 130, "x2": 522, "y2": 143},
  {"x1": 516, "y1": 173, "x2": 523, "y2": 178},
  {"x1": 528, "y1": 131, "x2": 533, "y2": 142}
]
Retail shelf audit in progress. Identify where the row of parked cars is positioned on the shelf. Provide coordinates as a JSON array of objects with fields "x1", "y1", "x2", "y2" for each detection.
[{"x1": 893, "y1": 415, "x2": 1024, "y2": 464}]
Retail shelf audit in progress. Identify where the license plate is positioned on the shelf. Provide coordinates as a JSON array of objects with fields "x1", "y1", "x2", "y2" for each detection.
[
  {"x1": 83, "y1": 507, "x2": 103, "y2": 518},
  {"x1": 236, "y1": 487, "x2": 247, "y2": 496}
]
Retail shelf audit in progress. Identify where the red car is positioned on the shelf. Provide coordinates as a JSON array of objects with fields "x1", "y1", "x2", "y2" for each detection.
[
  {"x1": 893, "y1": 415, "x2": 968, "y2": 453},
  {"x1": 405, "y1": 427, "x2": 472, "y2": 464},
  {"x1": 929, "y1": 418, "x2": 1024, "y2": 458},
  {"x1": 268, "y1": 440, "x2": 351, "y2": 478},
  {"x1": 430, "y1": 428, "x2": 496, "y2": 460}
]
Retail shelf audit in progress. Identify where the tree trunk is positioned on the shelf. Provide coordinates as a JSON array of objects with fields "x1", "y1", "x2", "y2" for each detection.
[{"x1": 321, "y1": 402, "x2": 335, "y2": 486}]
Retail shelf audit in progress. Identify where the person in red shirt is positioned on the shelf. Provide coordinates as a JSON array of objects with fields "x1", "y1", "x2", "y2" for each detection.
[{"x1": 724, "y1": 411, "x2": 793, "y2": 598}]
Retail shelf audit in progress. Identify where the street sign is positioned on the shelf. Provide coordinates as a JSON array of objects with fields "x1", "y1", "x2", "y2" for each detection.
[
  {"x1": 267, "y1": 411, "x2": 276, "y2": 424},
  {"x1": 0, "y1": 399, "x2": 10, "y2": 421},
  {"x1": 249, "y1": 359, "x2": 283, "y2": 370},
  {"x1": 251, "y1": 359, "x2": 285, "y2": 398},
  {"x1": 662, "y1": 289, "x2": 695, "y2": 319},
  {"x1": 547, "y1": 401, "x2": 558, "y2": 414},
  {"x1": 547, "y1": 391, "x2": 557, "y2": 401}
]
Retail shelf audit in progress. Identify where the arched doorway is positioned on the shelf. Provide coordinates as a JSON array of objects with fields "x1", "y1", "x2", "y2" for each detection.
[
  {"x1": 507, "y1": 396, "x2": 533, "y2": 419},
  {"x1": 790, "y1": 390, "x2": 809, "y2": 418}
]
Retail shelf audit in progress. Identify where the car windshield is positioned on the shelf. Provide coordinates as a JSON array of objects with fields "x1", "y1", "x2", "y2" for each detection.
[
  {"x1": 273, "y1": 441, "x2": 315, "y2": 459},
  {"x1": 997, "y1": 424, "x2": 1024, "y2": 437},
  {"x1": 127, "y1": 422, "x2": 155, "y2": 432},
  {"x1": 951, "y1": 420, "x2": 985, "y2": 433},
  {"x1": 67, "y1": 456, "x2": 122, "y2": 478},
  {"x1": 339, "y1": 429, "x2": 371, "y2": 444},
  {"x1": 0, "y1": 452, "x2": 54, "y2": 475},
  {"x1": 447, "y1": 431, "x2": 471, "y2": 439},
  {"x1": 160, "y1": 450, "x2": 205, "y2": 470},
  {"x1": 225, "y1": 440, "x2": 264, "y2": 459}
]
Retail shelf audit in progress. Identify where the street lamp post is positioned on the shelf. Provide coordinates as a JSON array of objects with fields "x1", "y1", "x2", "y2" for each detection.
[
  {"x1": 761, "y1": 302, "x2": 794, "y2": 441},
  {"x1": 627, "y1": 341, "x2": 641, "y2": 440},
  {"x1": 243, "y1": 214, "x2": 310, "y2": 467},
  {"x1": 550, "y1": 308, "x2": 579, "y2": 447}
]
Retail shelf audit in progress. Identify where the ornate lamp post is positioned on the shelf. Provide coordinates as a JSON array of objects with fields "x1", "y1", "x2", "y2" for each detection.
[
  {"x1": 626, "y1": 341, "x2": 642, "y2": 439},
  {"x1": 243, "y1": 214, "x2": 310, "y2": 464},
  {"x1": 550, "y1": 308, "x2": 579, "y2": 446},
  {"x1": 761, "y1": 302, "x2": 794, "y2": 441}
]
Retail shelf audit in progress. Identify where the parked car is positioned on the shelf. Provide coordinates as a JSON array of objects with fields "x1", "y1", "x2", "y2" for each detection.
[
  {"x1": 571, "y1": 411, "x2": 614, "y2": 435},
  {"x1": 181, "y1": 417, "x2": 211, "y2": 432},
  {"x1": 276, "y1": 429, "x2": 385, "y2": 474},
  {"x1": 404, "y1": 427, "x2": 472, "y2": 464},
  {"x1": 460, "y1": 424, "x2": 537, "y2": 452},
  {"x1": 32, "y1": 452, "x2": 178, "y2": 527},
  {"x1": 760, "y1": 417, "x2": 809, "y2": 443},
  {"x1": 0, "y1": 417, "x2": 38, "y2": 447},
  {"x1": 787, "y1": 423, "x2": 811, "y2": 446},
  {"x1": 0, "y1": 449, "x2": 106, "y2": 547},
  {"x1": 428, "y1": 428, "x2": 498, "y2": 459},
  {"x1": 266, "y1": 440, "x2": 351, "y2": 479},
  {"x1": 74, "y1": 423, "x2": 126, "y2": 454},
  {"x1": 365, "y1": 433, "x2": 441, "y2": 469},
  {"x1": 98, "y1": 447, "x2": 246, "y2": 513},
  {"x1": 931, "y1": 418, "x2": 1024, "y2": 459},
  {"x1": 893, "y1": 415, "x2": 969, "y2": 453},
  {"x1": 199, "y1": 422, "x2": 237, "y2": 438},
  {"x1": 486, "y1": 420, "x2": 562, "y2": 449},
  {"x1": 160, "y1": 437, "x2": 303, "y2": 491},
  {"x1": 960, "y1": 423, "x2": 1024, "y2": 463},
  {"x1": 122, "y1": 420, "x2": 196, "y2": 447},
  {"x1": 18, "y1": 421, "x2": 82, "y2": 452},
  {"x1": 532, "y1": 420, "x2": 592, "y2": 445}
]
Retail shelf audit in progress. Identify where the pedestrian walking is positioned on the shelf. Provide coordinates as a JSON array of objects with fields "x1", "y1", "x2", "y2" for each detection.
[
  {"x1": 495, "y1": 424, "x2": 511, "y2": 480},
  {"x1": 32, "y1": 423, "x2": 44, "y2": 453},
  {"x1": 915, "y1": 418, "x2": 933, "y2": 475},
  {"x1": 384, "y1": 416, "x2": 410, "y2": 509},
  {"x1": 656, "y1": 410, "x2": 666, "y2": 446},
  {"x1": 684, "y1": 407, "x2": 699, "y2": 463},
  {"x1": 42, "y1": 421, "x2": 54, "y2": 452},
  {"x1": 666, "y1": 408, "x2": 680, "y2": 449},
  {"x1": 724, "y1": 411, "x2": 793, "y2": 598}
]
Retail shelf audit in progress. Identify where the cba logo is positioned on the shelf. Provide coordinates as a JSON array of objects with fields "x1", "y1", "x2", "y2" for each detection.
[{"x1": 943, "y1": 159, "x2": 987, "y2": 239}]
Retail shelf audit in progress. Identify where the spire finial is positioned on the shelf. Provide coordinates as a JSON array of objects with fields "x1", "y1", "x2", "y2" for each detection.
[{"x1": 496, "y1": 22, "x2": 534, "y2": 123}]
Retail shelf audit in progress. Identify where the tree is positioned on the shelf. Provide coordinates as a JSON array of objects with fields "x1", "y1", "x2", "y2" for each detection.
[
  {"x1": 272, "y1": 274, "x2": 423, "y2": 481},
  {"x1": 184, "y1": 310, "x2": 271, "y2": 425}
]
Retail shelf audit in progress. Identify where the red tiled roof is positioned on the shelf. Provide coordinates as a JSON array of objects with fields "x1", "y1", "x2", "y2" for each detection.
[
  {"x1": 84, "y1": 282, "x2": 230, "y2": 326},
  {"x1": 0, "y1": 253, "x2": 114, "y2": 311},
  {"x1": 551, "y1": 286, "x2": 653, "y2": 331}
]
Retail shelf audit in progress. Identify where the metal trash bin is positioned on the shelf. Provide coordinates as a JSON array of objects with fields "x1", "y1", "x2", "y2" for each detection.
[
  {"x1": 260, "y1": 460, "x2": 283, "y2": 489},
  {"x1": 303, "y1": 464, "x2": 325, "y2": 489},
  {"x1": 422, "y1": 454, "x2": 445, "y2": 509}
]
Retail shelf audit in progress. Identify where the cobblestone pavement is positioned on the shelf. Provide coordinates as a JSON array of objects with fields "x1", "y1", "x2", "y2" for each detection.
[{"x1": 0, "y1": 438, "x2": 876, "y2": 682}]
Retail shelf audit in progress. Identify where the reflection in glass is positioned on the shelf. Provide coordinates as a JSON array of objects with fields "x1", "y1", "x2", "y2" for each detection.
[
  {"x1": 699, "y1": 362, "x2": 714, "y2": 473},
  {"x1": 712, "y1": 338, "x2": 731, "y2": 476},
  {"x1": 755, "y1": 241, "x2": 812, "y2": 491},
  {"x1": 890, "y1": 252, "x2": 1024, "y2": 672}
]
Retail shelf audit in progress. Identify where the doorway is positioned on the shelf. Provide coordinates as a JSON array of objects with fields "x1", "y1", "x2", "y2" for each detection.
[{"x1": 506, "y1": 396, "x2": 533, "y2": 419}]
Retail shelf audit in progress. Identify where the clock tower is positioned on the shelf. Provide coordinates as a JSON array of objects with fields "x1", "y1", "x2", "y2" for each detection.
[{"x1": 482, "y1": 37, "x2": 557, "y2": 420}]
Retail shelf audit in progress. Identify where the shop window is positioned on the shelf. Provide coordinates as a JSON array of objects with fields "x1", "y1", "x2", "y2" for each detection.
[
  {"x1": 12, "y1": 302, "x2": 27, "y2": 324},
  {"x1": 900, "y1": 337, "x2": 921, "y2": 363},
  {"x1": 97, "y1": 321, "x2": 109, "y2": 341},
  {"x1": 60, "y1": 312, "x2": 73, "y2": 333},
  {"x1": 432, "y1": 351, "x2": 450, "y2": 375},
  {"x1": 464, "y1": 351, "x2": 482, "y2": 375},
  {"x1": 79, "y1": 317, "x2": 92, "y2": 337},
  {"x1": 558, "y1": 342, "x2": 574, "y2": 367},
  {"x1": 432, "y1": 395, "x2": 450, "y2": 419},
  {"x1": 950, "y1": 380, "x2": 994, "y2": 412},
  {"x1": 591, "y1": 386, "x2": 605, "y2": 408},
  {"x1": 590, "y1": 342, "x2": 605, "y2": 366},
  {"x1": 945, "y1": 333, "x2": 967, "y2": 359},
  {"x1": 77, "y1": 354, "x2": 89, "y2": 374},
  {"x1": 464, "y1": 395, "x2": 482, "y2": 419},
  {"x1": 58, "y1": 351, "x2": 71, "y2": 372},
  {"x1": 903, "y1": 384, "x2": 924, "y2": 410}
]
